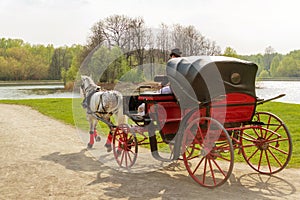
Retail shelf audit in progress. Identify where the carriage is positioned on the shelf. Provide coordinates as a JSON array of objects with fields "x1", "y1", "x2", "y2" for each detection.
[{"x1": 99, "y1": 56, "x2": 293, "y2": 188}]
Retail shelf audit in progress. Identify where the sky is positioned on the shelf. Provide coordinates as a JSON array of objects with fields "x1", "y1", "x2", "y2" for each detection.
[{"x1": 0, "y1": 0, "x2": 300, "y2": 55}]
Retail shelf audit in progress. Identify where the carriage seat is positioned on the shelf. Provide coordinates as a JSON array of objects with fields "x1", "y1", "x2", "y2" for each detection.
[
  {"x1": 138, "y1": 93, "x2": 181, "y2": 135},
  {"x1": 138, "y1": 93, "x2": 176, "y2": 102}
]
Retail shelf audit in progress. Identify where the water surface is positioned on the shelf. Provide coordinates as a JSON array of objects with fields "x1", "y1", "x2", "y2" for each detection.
[
  {"x1": 0, "y1": 81, "x2": 299, "y2": 104},
  {"x1": 0, "y1": 84, "x2": 78, "y2": 99},
  {"x1": 256, "y1": 81, "x2": 300, "y2": 104}
]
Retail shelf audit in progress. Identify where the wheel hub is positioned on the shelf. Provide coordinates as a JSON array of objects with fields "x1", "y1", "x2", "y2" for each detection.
[{"x1": 255, "y1": 137, "x2": 269, "y2": 150}]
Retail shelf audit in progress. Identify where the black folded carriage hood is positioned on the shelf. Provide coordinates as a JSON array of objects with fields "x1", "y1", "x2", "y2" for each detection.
[{"x1": 166, "y1": 56, "x2": 258, "y2": 105}]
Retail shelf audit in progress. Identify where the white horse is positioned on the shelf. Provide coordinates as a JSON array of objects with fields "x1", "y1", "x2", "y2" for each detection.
[{"x1": 80, "y1": 75, "x2": 126, "y2": 149}]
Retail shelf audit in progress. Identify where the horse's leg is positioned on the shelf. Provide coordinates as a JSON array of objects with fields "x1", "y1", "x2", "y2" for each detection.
[
  {"x1": 94, "y1": 121, "x2": 101, "y2": 142},
  {"x1": 87, "y1": 115, "x2": 96, "y2": 148},
  {"x1": 104, "y1": 131, "x2": 113, "y2": 152},
  {"x1": 104, "y1": 117, "x2": 113, "y2": 152},
  {"x1": 104, "y1": 130, "x2": 113, "y2": 152}
]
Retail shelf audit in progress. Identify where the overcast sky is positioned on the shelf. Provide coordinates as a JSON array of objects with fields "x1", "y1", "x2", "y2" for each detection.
[{"x1": 0, "y1": 0, "x2": 299, "y2": 55}]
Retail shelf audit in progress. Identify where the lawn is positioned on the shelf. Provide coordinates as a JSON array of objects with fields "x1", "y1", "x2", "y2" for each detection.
[{"x1": 0, "y1": 98, "x2": 299, "y2": 168}]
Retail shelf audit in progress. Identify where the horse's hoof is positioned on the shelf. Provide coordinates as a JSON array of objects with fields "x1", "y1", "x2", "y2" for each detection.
[
  {"x1": 116, "y1": 149, "x2": 122, "y2": 156},
  {"x1": 104, "y1": 143, "x2": 112, "y2": 152},
  {"x1": 95, "y1": 136, "x2": 101, "y2": 142},
  {"x1": 87, "y1": 143, "x2": 93, "y2": 149}
]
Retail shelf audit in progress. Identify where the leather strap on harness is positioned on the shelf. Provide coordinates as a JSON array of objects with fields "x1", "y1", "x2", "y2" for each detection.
[
  {"x1": 96, "y1": 94, "x2": 113, "y2": 115},
  {"x1": 95, "y1": 92, "x2": 118, "y2": 115},
  {"x1": 85, "y1": 87, "x2": 100, "y2": 112}
]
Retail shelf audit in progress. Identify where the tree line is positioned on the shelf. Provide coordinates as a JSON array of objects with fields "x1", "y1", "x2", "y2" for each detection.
[
  {"x1": 1, "y1": 14, "x2": 300, "y2": 85},
  {"x1": 223, "y1": 46, "x2": 300, "y2": 78},
  {"x1": 0, "y1": 38, "x2": 82, "y2": 84}
]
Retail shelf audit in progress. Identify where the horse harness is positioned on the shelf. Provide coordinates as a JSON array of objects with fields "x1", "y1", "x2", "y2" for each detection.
[
  {"x1": 82, "y1": 85, "x2": 100, "y2": 114},
  {"x1": 82, "y1": 81, "x2": 119, "y2": 116},
  {"x1": 96, "y1": 92, "x2": 116, "y2": 116}
]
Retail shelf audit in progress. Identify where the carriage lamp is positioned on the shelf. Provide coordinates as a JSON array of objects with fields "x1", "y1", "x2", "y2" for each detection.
[{"x1": 231, "y1": 72, "x2": 241, "y2": 84}]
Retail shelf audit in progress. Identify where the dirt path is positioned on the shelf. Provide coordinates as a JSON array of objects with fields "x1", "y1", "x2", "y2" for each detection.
[{"x1": 0, "y1": 104, "x2": 299, "y2": 200}]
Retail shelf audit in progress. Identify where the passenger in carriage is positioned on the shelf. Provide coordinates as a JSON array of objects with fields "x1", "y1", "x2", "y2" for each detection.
[
  {"x1": 169, "y1": 48, "x2": 182, "y2": 59},
  {"x1": 159, "y1": 48, "x2": 182, "y2": 94},
  {"x1": 137, "y1": 48, "x2": 182, "y2": 116}
]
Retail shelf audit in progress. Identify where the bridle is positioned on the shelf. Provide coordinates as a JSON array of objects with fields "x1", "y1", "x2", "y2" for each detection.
[
  {"x1": 81, "y1": 79, "x2": 97, "y2": 97},
  {"x1": 80, "y1": 82, "x2": 86, "y2": 98}
]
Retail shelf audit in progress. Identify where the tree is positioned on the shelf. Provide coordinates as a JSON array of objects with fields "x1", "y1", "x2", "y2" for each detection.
[
  {"x1": 61, "y1": 44, "x2": 84, "y2": 84},
  {"x1": 86, "y1": 21, "x2": 106, "y2": 51},
  {"x1": 223, "y1": 47, "x2": 238, "y2": 58},
  {"x1": 276, "y1": 51, "x2": 300, "y2": 77},
  {"x1": 49, "y1": 47, "x2": 72, "y2": 80},
  {"x1": 156, "y1": 23, "x2": 171, "y2": 62},
  {"x1": 205, "y1": 40, "x2": 221, "y2": 56},
  {"x1": 259, "y1": 70, "x2": 270, "y2": 78},
  {"x1": 171, "y1": 24, "x2": 185, "y2": 53},
  {"x1": 130, "y1": 17, "x2": 150, "y2": 66},
  {"x1": 170, "y1": 24, "x2": 220, "y2": 56},
  {"x1": 102, "y1": 15, "x2": 131, "y2": 50},
  {"x1": 0, "y1": 38, "x2": 24, "y2": 50},
  {"x1": 184, "y1": 25, "x2": 199, "y2": 55},
  {"x1": 49, "y1": 49, "x2": 62, "y2": 80},
  {"x1": 241, "y1": 54, "x2": 264, "y2": 77},
  {"x1": 263, "y1": 46, "x2": 276, "y2": 75},
  {"x1": 0, "y1": 56, "x2": 10, "y2": 80},
  {"x1": 29, "y1": 44, "x2": 54, "y2": 67},
  {"x1": 2, "y1": 44, "x2": 49, "y2": 80},
  {"x1": 270, "y1": 54, "x2": 282, "y2": 77}
]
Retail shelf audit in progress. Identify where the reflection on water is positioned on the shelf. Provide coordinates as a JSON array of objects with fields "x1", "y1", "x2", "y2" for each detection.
[
  {"x1": 256, "y1": 81, "x2": 300, "y2": 104},
  {"x1": 24, "y1": 88, "x2": 63, "y2": 95},
  {"x1": 0, "y1": 81, "x2": 299, "y2": 104},
  {"x1": 0, "y1": 84, "x2": 79, "y2": 99}
]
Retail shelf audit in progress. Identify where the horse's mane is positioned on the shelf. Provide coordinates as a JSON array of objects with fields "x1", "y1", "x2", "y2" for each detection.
[{"x1": 82, "y1": 75, "x2": 98, "y2": 88}]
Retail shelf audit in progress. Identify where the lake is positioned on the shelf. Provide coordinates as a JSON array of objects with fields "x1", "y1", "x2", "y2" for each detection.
[
  {"x1": 0, "y1": 81, "x2": 299, "y2": 104},
  {"x1": 0, "y1": 84, "x2": 79, "y2": 99},
  {"x1": 256, "y1": 81, "x2": 300, "y2": 104}
]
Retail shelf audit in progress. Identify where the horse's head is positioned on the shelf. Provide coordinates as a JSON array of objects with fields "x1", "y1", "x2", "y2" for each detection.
[{"x1": 80, "y1": 75, "x2": 100, "y2": 97}]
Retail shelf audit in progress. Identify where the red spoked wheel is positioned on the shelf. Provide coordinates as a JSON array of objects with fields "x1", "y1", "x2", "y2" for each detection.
[
  {"x1": 182, "y1": 116, "x2": 234, "y2": 188},
  {"x1": 240, "y1": 111, "x2": 292, "y2": 174},
  {"x1": 112, "y1": 124, "x2": 138, "y2": 168}
]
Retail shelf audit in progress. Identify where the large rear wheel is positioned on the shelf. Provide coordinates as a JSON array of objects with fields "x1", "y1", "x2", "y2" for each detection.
[
  {"x1": 241, "y1": 111, "x2": 292, "y2": 174},
  {"x1": 181, "y1": 116, "x2": 234, "y2": 188}
]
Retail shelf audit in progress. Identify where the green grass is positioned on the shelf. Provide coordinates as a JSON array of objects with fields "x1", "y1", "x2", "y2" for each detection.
[
  {"x1": 0, "y1": 98, "x2": 299, "y2": 168},
  {"x1": 256, "y1": 102, "x2": 300, "y2": 168}
]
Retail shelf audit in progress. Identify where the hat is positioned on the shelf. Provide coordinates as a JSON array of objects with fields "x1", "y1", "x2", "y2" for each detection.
[{"x1": 170, "y1": 48, "x2": 182, "y2": 57}]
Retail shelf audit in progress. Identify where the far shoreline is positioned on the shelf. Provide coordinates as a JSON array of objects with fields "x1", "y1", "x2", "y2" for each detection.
[
  {"x1": 257, "y1": 77, "x2": 300, "y2": 81},
  {"x1": 0, "y1": 80, "x2": 63, "y2": 86}
]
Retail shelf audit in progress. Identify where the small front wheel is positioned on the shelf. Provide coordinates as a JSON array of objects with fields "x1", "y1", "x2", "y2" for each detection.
[{"x1": 112, "y1": 124, "x2": 138, "y2": 168}]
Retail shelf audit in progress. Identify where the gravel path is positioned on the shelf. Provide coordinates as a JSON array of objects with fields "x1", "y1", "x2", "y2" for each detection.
[{"x1": 0, "y1": 104, "x2": 299, "y2": 199}]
